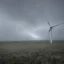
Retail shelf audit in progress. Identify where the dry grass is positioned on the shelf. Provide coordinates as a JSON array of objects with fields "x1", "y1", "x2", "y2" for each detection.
[{"x1": 0, "y1": 41, "x2": 64, "y2": 64}]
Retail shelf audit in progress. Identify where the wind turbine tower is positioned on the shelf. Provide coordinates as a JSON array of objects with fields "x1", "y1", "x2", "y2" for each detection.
[{"x1": 48, "y1": 22, "x2": 64, "y2": 43}]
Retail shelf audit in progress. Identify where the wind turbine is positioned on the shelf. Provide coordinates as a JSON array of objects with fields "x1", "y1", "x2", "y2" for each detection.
[{"x1": 47, "y1": 22, "x2": 64, "y2": 43}]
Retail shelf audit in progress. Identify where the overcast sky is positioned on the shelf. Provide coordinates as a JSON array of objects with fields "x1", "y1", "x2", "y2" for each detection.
[{"x1": 0, "y1": 0, "x2": 64, "y2": 41}]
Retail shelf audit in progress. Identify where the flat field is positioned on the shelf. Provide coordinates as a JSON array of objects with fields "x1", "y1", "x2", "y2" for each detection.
[
  {"x1": 0, "y1": 40, "x2": 64, "y2": 64},
  {"x1": 0, "y1": 40, "x2": 64, "y2": 52}
]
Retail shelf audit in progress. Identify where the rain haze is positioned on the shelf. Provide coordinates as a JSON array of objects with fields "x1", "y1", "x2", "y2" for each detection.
[{"x1": 0, "y1": 0, "x2": 64, "y2": 41}]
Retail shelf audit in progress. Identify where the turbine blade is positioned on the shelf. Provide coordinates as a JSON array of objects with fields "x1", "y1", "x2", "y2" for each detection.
[
  {"x1": 49, "y1": 28, "x2": 51, "y2": 32},
  {"x1": 45, "y1": 15, "x2": 51, "y2": 26},
  {"x1": 52, "y1": 23, "x2": 64, "y2": 28},
  {"x1": 48, "y1": 22, "x2": 51, "y2": 26},
  {"x1": 49, "y1": 27, "x2": 52, "y2": 32}
]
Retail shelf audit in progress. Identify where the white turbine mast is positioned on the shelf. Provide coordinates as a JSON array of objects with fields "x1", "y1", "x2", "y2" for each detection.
[{"x1": 47, "y1": 21, "x2": 64, "y2": 43}]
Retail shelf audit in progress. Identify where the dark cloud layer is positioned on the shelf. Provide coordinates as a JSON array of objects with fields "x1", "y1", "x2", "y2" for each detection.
[{"x1": 0, "y1": 0, "x2": 64, "y2": 41}]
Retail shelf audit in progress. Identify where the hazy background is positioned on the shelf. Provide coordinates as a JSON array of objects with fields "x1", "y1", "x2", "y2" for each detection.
[{"x1": 0, "y1": 0, "x2": 64, "y2": 41}]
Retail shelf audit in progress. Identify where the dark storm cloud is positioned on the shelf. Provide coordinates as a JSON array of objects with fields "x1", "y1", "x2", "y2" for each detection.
[
  {"x1": 0, "y1": 0, "x2": 21, "y2": 20},
  {"x1": 44, "y1": 0, "x2": 64, "y2": 22},
  {"x1": 0, "y1": 0, "x2": 64, "y2": 41}
]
